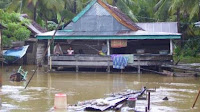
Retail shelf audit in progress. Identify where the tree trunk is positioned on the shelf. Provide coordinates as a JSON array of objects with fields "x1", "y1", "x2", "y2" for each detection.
[
  {"x1": 199, "y1": 0, "x2": 200, "y2": 21},
  {"x1": 176, "y1": 8, "x2": 183, "y2": 48},
  {"x1": 73, "y1": 0, "x2": 76, "y2": 13},
  {"x1": 64, "y1": 1, "x2": 67, "y2": 9},
  {"x1": 45, "y1": 19, "x2": 48, "y2": 31},
  {"x1": 112, "y1": 0, "x2": 117, "y2": 6},
  {"x1": 33, "y1": 5, "x2": 37, "y2": 21},
  {"x1": 177, "y1": 8, "x2": 180, "y2": 33}
]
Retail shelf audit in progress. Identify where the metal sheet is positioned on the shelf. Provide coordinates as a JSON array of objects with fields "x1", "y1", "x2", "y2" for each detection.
[
  {"x1": 136, "y1": 22, "x2": 178, "y2": 33},
  {"x1": 64, "y1": 3, "x2": 131, "y2": 33}
]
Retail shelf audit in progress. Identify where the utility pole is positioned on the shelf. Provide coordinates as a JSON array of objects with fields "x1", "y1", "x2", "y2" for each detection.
[{"x1": 0, "y1": 24, "x2": 5, "y2": 88}]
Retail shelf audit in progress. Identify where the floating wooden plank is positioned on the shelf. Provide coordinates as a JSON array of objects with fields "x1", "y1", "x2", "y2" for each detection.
[
  {"x1": 162, "y1": 64, "x2": 200, "y2": 72},
  {"x1": 68, "y1": 88, "x2": 146, "y2": 112},
  {"x1": 85, "y1": 97, "x2": 127, "y2": 111},
  {"x1": 85, "y1": 88, "x2": 146, "y2": 111},
  {"x1": 161, "y1": 70, "x2": 198, "y2": 77}
]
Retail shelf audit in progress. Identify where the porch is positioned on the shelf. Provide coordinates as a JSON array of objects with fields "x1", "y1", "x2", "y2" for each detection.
[{"x1": 49, "y1": 54, "x2": 173, "y2": 73}]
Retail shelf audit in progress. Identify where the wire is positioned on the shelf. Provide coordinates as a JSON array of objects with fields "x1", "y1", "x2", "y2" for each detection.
[{"x1": 24, "y1": 17, "x2": 65, "y2": 89}]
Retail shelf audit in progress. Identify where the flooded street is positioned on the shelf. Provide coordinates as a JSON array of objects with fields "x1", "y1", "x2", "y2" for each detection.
[{"x1": 0, "y1": 65, "x2": 200, "y2": 112}]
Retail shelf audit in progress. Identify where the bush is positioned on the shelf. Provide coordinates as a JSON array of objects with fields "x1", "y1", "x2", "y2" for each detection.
[
  {"x1": 174, "y1": 46, "x2": 182, "y2": 56},
  {"x1": 183, "y1": 38, "x2": 200, "y2": 57},
  {"x1": 175, "y1": 37, "x2": 200, "y2": 57}
]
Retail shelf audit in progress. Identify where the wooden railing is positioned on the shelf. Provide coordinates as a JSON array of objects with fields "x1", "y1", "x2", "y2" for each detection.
[
  {"x1": 49, "y1": 54, "x2": 173, "y2": 72},
  {"x1": 131, "y1": 54, "x2": 173, "y2": 66},
  {"x1": 49, "y1": 54, "x2": 111, "y2": 72}
]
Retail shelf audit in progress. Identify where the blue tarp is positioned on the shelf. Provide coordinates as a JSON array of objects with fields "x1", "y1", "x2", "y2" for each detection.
[{"x1": 3, "y1": 45, "x2": 29, "y2": 63}]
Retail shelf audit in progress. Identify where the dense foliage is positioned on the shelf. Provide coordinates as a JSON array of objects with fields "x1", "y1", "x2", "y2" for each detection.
[
  {"x1": 1, "y1": 0, "x2": 200, "y2": 57},
  {"x1": 0, "y1": 10, "x2": 31, "y2": 47}
]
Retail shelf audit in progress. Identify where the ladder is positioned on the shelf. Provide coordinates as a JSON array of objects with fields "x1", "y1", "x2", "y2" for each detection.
[{"x1": 17, "y1": 66, "x2": 28, "y2": 80}]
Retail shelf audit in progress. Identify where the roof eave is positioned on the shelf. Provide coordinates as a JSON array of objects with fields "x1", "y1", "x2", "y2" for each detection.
[{"x1": 36, "y1": 35, "x2": 181, "y2": 40}]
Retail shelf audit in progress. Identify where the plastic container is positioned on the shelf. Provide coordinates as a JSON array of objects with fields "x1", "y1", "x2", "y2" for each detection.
[
  {"x1": 54, "y1": 93, "x2": 67, "y2": 109},
  {"x1": 159, "y1": 50, "x2": 168, "y2": 55},
  {"x1": 136, "y1": 49, "x2": 145, "y2": 54},
  {"x1": 127, "y1": 97, "x2": 137, "y2": 108}
]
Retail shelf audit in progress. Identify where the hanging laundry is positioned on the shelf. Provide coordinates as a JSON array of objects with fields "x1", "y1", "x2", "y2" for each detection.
[{"x1": 111, "y1": 55, "x2": 128, "y2": 69}]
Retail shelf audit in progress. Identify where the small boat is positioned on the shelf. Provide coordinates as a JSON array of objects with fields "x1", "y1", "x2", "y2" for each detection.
[
  {"x1": 3, "y1": 45, "x2": 29, "y2": 64},
  {"x1": 161, "y1": 70, "x2": 198, "y2": 77}
]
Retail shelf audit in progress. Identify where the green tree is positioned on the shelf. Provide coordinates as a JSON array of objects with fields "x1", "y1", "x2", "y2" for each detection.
[
  {"x1": 0, "y1": 0, "x2": 11, "y2": 9},
  {"x1": 0, "y1": 10, "x2": 31, "y2": 47},
  {"x1": 6, "y1": 0, "x2": 65, "y2": 28}
]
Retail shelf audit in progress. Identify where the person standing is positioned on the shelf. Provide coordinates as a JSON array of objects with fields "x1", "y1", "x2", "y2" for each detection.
[
  {"x1": 67, "y1": 47, "x2": 74, "y2": 55},
  {"x1": 99, "y1": 42, "x2": 107, "y2": 56},
  {"x1": 53, "y1": 43, "x2": 63, "y2": 55}
]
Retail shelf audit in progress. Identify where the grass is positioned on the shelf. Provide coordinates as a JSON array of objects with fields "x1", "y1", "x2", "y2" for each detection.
[{"x1": 174, "y1": 56, "x2": 200, "y2": 64}]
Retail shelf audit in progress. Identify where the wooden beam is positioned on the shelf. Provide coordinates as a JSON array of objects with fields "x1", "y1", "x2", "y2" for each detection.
[
  {"x1": 50, "y1": 60, "x2": 172, "y2": 66},
  {"x1": 48, "y1": 40, "x2": 51, "y2": 57},
  {"x1": 170, "y1": 39, "x2": 173, "y2": 55},
  {"x1": 51, "y1": 56, "x2": 111, "y2": 61},
  {"x1": 107, "y1": 39, "x2": 110, "y2": 55},
  {"x1": 0, "y1": 31, "x2": 2, "y2": 87},
  {"x1": 51, "y1": 55, "x2": 172, "y2": 61}
]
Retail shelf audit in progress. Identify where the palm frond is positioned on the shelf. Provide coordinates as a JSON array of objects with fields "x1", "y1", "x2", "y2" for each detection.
[{"x1": 116, "y1": 0, "x2": 138, "y2": 22}]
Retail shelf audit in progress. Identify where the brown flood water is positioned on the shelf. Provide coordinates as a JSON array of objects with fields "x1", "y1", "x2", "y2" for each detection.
[{"x1": 0, "y1": 65, "x2": 200, "y2": 112}]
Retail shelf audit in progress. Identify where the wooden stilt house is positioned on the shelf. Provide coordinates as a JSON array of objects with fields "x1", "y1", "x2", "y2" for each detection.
[{"x1": 36, "y1": 0, "x2": 181, "y2": 73}]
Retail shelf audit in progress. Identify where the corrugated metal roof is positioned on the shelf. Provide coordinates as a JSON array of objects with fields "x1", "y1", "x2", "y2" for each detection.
[
  {"x1": 118, "y1": 30, "x2": 181, "y2": 36},
  {"x1": 97, "y1": 0, "x2": 143, "y2": 31},
  {"x1": 195, "y1": 21, "x2": 200, "y2": 27},
  {"x1": 72, "y1": 0, "x2": 97, "y2": 22},
  {"x1": 37, "y1": 35, "x2": 180, "y2": 40},
  {"x1": 68, "y1": 0, "x2": 142, "y2": 32},
  {"x1": 20, "y1": 14, "x2": 47, "y2": 34},
  {"x1": 65, "y1": 2, "x2": 131, "y2": 32},
  {"x1": 37, "y1": 30, "x2": 181, "y2": 40},
  {"x1": 136, "y1": 22, "x2": 178, "y2": 33},
  {"x1": 38, "y1": 30, "x2": 180, "y2": 36}
]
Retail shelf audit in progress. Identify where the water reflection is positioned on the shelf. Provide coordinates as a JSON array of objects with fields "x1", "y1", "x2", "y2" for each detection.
[{"x1": 0, "y1": 65, "x2": 200, "y2": 112}]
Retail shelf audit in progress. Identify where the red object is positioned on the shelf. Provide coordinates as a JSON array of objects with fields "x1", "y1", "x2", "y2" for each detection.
[
  {"x1": 54, "y1": 93, "x2": 67, "y2": 109},
  {"x1": 111, "y1": 40, "x2": 127, "y2": 48},
  {"x1": 128, "y1": 97, "x2": 137, "y2": 101}
]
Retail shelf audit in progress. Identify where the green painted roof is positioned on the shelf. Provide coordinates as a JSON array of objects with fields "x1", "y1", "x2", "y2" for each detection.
[
  {"x1": 72, "y1": 0, "x2": 97, "y2": 22},
  {"x1": 36, "y1": 30, "x2": 181, "y2": 40},
  {"x1": 37, "y1": 35, "x2": 181, "y2": 40}
]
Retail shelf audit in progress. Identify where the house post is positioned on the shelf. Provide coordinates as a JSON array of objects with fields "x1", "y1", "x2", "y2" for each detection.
[
  {"x1": 138, "y1": 59, "x2": 141, "y2": 74},
  {"x1": 107, "y1": 40, "x2": 110, "y2": 73},
  {"x1": 48, "y1": 40, "x2": 51, "y2": 70},
  {"x1": 0, "y1": 30, "x2": 2, "y2": 87},
  {"x1": 0, "y1": 31, "x2": 1, "y2": 53},
  {"x1": 170, "y1": 39, "x2": 173, "y2": 55},
  {"x1": 107, "y1": 39, "x2": 110, "y2": 55}
]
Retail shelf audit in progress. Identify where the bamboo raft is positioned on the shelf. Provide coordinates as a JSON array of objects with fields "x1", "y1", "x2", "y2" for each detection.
[{"x1": 68, "y1": 87, "x2": 146, "y2": 111}]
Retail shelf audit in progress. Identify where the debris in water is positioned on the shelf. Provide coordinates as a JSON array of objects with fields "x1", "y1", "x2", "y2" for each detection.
[{"x1": 163, "y1": 97, "x2": 168, "y2": 100}]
